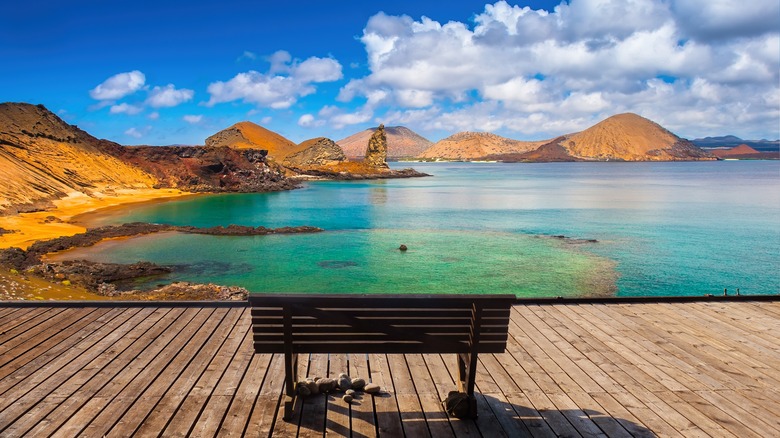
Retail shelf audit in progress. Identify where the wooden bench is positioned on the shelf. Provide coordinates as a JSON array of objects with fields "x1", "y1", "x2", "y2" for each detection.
[{"x1": 248, "y1": 293, "x2": 515, "y2": 420}]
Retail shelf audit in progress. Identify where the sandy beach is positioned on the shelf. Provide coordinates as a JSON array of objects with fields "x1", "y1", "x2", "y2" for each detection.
[
  {"x1": 0, "y1": 188, "x2": 193, "y2": 250},
  {"x1": 0, "y1": 188, "x2": 195, "y2": 300}
]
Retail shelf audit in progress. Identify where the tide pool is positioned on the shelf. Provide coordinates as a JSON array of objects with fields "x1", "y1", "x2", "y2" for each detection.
[{"x1": 68, "y1": 161, "x2": 780, "y2": 297}]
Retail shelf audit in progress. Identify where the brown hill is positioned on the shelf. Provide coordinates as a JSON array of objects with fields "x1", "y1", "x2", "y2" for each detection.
[
  {"x1": 205, "y1": 121, "x2": 300, "y2": 161},
  {"x1": 337, "y1": 126, "x2": 432, "y2": 159},
  {"x1": 711, "y1": 144, "x2": 760, "y2": 158},
  {"x1": 561, "y1": 113, "x2": 713, "y2": 161},
  {"x1": 0, "y1": 103, "x2": 157, "y2": 214},
  {"x1": 417, "y1": 132, "x2": 545, "y2": 161}
]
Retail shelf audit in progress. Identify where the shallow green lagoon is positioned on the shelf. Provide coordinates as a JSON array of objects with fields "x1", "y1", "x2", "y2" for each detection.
[{"x1": 69, "y1": 161, "x2": 780, "y2": 297}]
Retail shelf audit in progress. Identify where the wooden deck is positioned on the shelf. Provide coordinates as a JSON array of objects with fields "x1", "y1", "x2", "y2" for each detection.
[{"x1": 0, "y1": 298, "x2": 778, "y2": 437}]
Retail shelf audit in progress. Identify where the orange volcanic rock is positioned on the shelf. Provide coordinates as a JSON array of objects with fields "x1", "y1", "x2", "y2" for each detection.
[
  {"x1": 560, "y1": 113, "x2": 713, "y2": 161},
  {"x1": 283, "y1": 137, "x2": 346, "y2": 167},
  {"x1": 417, "y1": 132, "x2": 545, "y2": 161},
  {"x1": 205, "y1": 121, "x2": 300, "y2": 160},
  {"x1": 0, "y1": 103, "x2": 157, "y2": 214},
  {"x1": 337, "y1": 126, "x2": 432, "y2": 159},
  {"x1": 711, "y1": 144, "x2": 760, "y2": 158}
]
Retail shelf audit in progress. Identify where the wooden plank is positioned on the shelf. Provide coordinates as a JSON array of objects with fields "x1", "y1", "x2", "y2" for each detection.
[
  {"x1": 367, "y1": 353, "x2": 405, "y2": 437},
  {"x1": 404, "y1": 353, "x2": 455, "y2": 437},
  {"x1": 541, "y1": 305, "x2": 687, "y2": 438},
  {"x1": 217, "y1": 352, "x2": 273, "y2": 437},
  {"x1": 122, "y1": 307, "x2": 246, "y2": 437},
  {"x1": 244, "y1": 353, "x2": 285, "y2": 437},
  {"x1": 0, "y1": 308, "x2": 95, "y2": 369},
  {"x1": 477, "y1": 352, "x2": 556, "y2": 437},
  {"x1": 50, "y1": 307, "x2": 212, "y2": 437},
  {"x1": 0, "y1": 309, "x2": 114, "y2": 392},
  {"x1": 694, "y1": 389, "x2": 780, "y2": 436},
  {"x1": 510, "y1": 305, "x2": 680, "y2": 436},
  {"x1": 349, "y1": 353, "x2": 377, "y2": 438},
  {"x1": 324, "y1": 353, "x2": 352, "y2": 437},
  {"x1": 296, "y1": 353, "x2": 329, "y2": 438},
  {"x1": 190, "y1": 309, "x2": 255, "y2": 437},
  {"x1": 19, "y1": 307, "x2": 170, "y2": 437},
  {"x1": 170, "y1": 308, "x2": 252, "y2": 437},
  {"x1": 424, "y1": 354, "x2": 484, "y2": 437},
  {"x1": 0, "y1": 307, "x2": 147, "y2": 436},
  {"x1": 621, "y1": 303, "x2": 780, "y2": 396},
  {"x1": 566, "y1": 304, "x2": 720, "y2": 437},
  {"x1": 386, "y1": 353, "x2": 431, "y2": 438}
]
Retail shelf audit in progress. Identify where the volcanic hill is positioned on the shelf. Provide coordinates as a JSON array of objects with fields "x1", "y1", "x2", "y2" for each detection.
[
  {"x1": 337, "y1": 126, "x2": 432, "y2": 159},
  {"x1": 709, "y1": 144, "x2": 778, "y2": 160},
  {"x1": 418, "y1": 132, "x2": 544, "y2": 161},
  {"x1": 0, "y1": 102, "x2": 157, "y2": 214},
  {"x1": 560, "y1": 113, "x2": 712, "y2": 161},
  {"x1": 418, "y1": 113, "x2": 714, "y2": 162},
  {"x1": 205, "y1": 121, "x2": 300, "y2": 160}
]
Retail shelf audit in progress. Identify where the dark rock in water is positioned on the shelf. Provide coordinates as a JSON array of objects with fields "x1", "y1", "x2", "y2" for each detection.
[
  {"x1": 399, "y1": 244, "x2": 408, "y2": 251},
  {"x1": 318, "y1": 260, "x2": 358, "y2": 269},
  {"x1": 0, "y1": 227, "x2": 14, "y2": 235}
]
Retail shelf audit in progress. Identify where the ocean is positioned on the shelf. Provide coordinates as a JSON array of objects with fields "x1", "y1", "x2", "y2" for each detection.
[{"x1": 64, "y1": 161, "x2": 780, "y2": 297}]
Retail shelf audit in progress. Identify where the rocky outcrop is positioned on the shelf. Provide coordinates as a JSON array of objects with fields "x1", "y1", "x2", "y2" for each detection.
[
  {"x1": 283, "y1": 137, "x2": 346, "y2": 167},
  {"x1": 113, "y1": 145, "x2": 296, "y2": 192},
  {"x1": 337, "y1": 126, "x2": 432, "y2": 159},
  {"x1": 364, "y1": 124, "x2": 389, "y2": 168}
]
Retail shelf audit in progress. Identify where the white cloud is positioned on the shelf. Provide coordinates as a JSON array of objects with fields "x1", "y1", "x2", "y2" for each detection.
[
  {"x1": 206, "y1": 53, "x2": 343, "y2": 109},
  {"x1": 238, "y1": 50, "x2": 257, "y2": 61},
  {"x1": 292, "y1": 57, "x2": 343, "y2": 82},
  {"x1": 146, "y1": 84, "x2": 194, "y2": 108},
  {"x1": 109, "y1": 103, "x2": 143, "y2": 115},
  {"x1": 90, "y1": 71, "x2": 146, "y2": 100},
  {"x1": 298, "y1": 113, "x2": 325, "y2": 128},
  {"x1": 148, "y1": 111, "x2": 160, "y2": 120},
  {"x1": 183, "y1": 115, "x2": 203, "y2": 124},
  {"x1": 337, "y1": 0, "x2": 779, "y2": 139},
  {"x1": 124, "y1": 126, "x2": 151, "y2": 139}
]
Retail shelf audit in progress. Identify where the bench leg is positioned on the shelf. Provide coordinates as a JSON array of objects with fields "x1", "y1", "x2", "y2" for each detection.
[
  {"x1": 283, "y1": 352, "x2": 299, "y2": 420},
  {"x1": 457, "y1": 353, "x2": 479, "y2": 418}
]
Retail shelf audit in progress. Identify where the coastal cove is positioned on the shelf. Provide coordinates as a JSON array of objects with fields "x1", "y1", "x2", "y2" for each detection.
[{"x1": 56, "y1": 161, "x2": 780, "y2": 298}]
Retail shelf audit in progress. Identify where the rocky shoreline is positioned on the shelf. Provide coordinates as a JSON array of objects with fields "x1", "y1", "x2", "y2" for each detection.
[{"x1": 0, "y1": 222, "x2": 322, "y2": 300}]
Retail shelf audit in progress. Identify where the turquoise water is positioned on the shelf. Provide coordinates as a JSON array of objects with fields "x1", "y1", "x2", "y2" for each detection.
[{"x1": 66, "y1": 161, "x2": 780, "y2": 297}]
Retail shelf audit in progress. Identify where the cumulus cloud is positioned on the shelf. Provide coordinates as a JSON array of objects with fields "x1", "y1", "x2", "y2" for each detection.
[
  {"x1": 109, "y1": 103, "x2": 143, "y2": 115},
  {"x1": 298, "y1": 113, "x2": 325, "y2": 128},
  {"x1": 146, "y1": 84, "x2": 194, "y2": 108},
  {"x1": 183, "y1": 115, "x2": 203, "y2": 124},
  {"x1": 90, "y1": 71, "x2": 146, "y2": 100},
  {"x1": 124, "y1": 126, "x2": 151, "y2": 139},
  {"x1": 338, "y1": 0, "x2": 779, "y2": 139},
  {"x1": 206, "y1": 53, "x2": 343, "y2": 109}
]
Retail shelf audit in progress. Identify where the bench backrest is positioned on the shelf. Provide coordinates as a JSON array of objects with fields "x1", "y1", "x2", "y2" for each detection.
[{"x1": 248, "y1": 294, "x2": 515, "y2": 354}]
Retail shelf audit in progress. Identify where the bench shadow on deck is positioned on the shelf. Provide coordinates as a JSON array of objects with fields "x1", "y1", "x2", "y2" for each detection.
[{"x1": 0, "y1": 297, "x2": 778, "y2": 437}]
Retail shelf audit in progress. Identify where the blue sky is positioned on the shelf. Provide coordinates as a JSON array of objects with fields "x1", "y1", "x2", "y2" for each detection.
[{"x1": 2, "y1": 0, "x2": 778, "y2": 145}]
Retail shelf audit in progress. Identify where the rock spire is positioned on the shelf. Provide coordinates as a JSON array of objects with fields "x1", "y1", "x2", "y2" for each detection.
[{"x1": 364, "y1": 124, "x2": 389, "y2": 168}]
